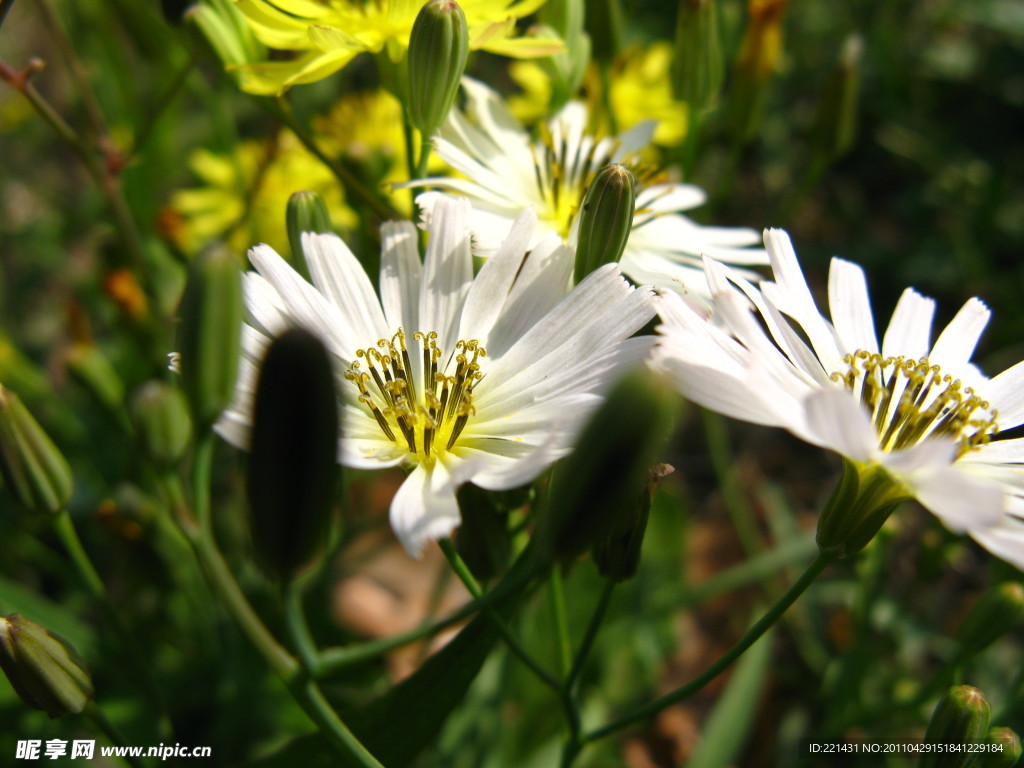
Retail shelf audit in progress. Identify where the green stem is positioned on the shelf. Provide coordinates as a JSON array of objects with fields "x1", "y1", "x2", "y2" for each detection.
[
  {"x1": 565, "y1": 579, "x2": 616, "y2": 692},
  {"x1": 703, "y1": 409, "x2": 762, "y2": 555},
  {"x1": 550, "y1": 566, "x2": 573, "y2": 678},
  {"x1": 191, "y1": 434, "x2": 214, "y2": 535},
  {"x1": 585, "y1": 551, "x2": 833, "y2": 742},
  {"x1": 128, "y1": 47, "x2": 199, "y2": 161},
  {"x1": 84, "y1": 701, "x2": 145, "y2": 768},
  {"x1": 267, "y1": 96, "x2": 397, "y2": 222},
  {"x1": 283, "y1": 579, "x2": 319, "y2": 673},
  {"x1": 415, "y1": 138, "x2": 432, "y2": 180},
  {"x1": 439, "y1": 539, "x2": 561, "y2": 692},
  {"x1": 54, "y1": 510, "x2": 106, "y2": 599}
]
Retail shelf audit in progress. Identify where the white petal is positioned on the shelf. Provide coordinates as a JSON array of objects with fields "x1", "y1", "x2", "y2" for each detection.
[
  {"x1": 636, "y1": 183, "x2": 706, "y2": 213},
  {"x1": 881, "y1": 288, "x2": 936, "y2": 360},
  {"x1": 802, "y1": 387, "x2": 877, "y2": 463},
  {"x1": 389, "y1": 463, "x2": 462, "y2": 558},
  {"x1": 969, "y1": 520, "x2": 1024, "y2": 571},
  {"x1": 929, "y1": 297, "x2": 990, "y2": 370},
  {"x1": 985, "y1": 358, "x2": 1024, "y2": 430},
  {"x1": 902, "y1": 463, "x2": 1004, "y2": 532},
  {"x1": 420, "y1": 196, "x2": 473, "y2": 353},
  {"x1": 827, "y1": 258, "x2": 878, "y2": 355},
  {"x1": 379, "y1": 221, "x2": 423, "y2": 334},
  {"x1": 302, "y1": 233, "x2": 389, "y2": 344}
]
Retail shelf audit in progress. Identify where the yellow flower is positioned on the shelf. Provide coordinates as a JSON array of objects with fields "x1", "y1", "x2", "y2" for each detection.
[
  {"x1": 167, "y1": 131, "x2": 355, "y2": 256},
  {"x1": 233, "y1": 0, "x2": 562, "y2": 95}
]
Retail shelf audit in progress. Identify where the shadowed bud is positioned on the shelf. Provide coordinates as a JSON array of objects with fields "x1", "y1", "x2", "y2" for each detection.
[
  {"x1": 728, "y1": 0, "x2": 789, "y2": 143},
  {"x1": 0, "y1": 387, "x2": 73, "y2": 515},
  {"x1": 593, "y1": 463, "x2": 674, "y2": 582},
  {"x1": 954, "y1": 582, "x2": 1024, "y2": 658},
  {"x1": 586, "y1": 0, "x2": 623, "y2": 64},
  {"x1": 573, "y1": 164, "x2": 636, "y2": 285},
  {"x1": 811, "y1": 35, "x2": 862, "y2": 163},
  {"x1": 130, "y1": 381, "x2": 193, "y2": 467},
  {"x1": 408, "y1": 0, "x2": 469, "y2": 136},
  {"x1": 286, "y1": 191, "x2": 332, "y2": 281},
  {"x1": 979, "y1": 728, "x2": 1022, "y2": 768},
  {"x1": 672, "y1": 0, "x2": 723, "y2": 112},
  {"x1": 247, "y1": 329, "x2": 340, "y2": 580},
  {"x1": 177, "y1": 249, "x2": 243, "y2": 427},
  {"x1": 922, "y1": 686, "x2": 991, "y2": 768},
  {"x1": 815, "y1": 460, "x2": 910, "y2": 559},
  {"x1": 456, "y1": 483, "x2": 511, "y2": 582},
  {"x1": 538, "y1": 370, "x2": 677, "y2": 563},
  {"x1": 0, "y1": 614, "x2": 93, "y2": 718}
]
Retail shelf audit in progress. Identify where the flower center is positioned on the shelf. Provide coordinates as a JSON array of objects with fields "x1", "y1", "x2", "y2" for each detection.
[
  {"x1": 831, "y1": 350, "x2": 999, "y2": 457},
  {"x1": 345, "y1": 329, "x2": 486, "y2": 462}
]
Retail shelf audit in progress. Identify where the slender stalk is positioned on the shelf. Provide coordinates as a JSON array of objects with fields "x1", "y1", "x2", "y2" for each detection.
[
  {"x1": 439, "y1": 539, "x2": 561, "y2": 692},
  {"x1": 550, "y1": 566, "x2": 573, "y2": 678},
  {"x1": 585, "y1": 551, "x2": 834, "y2": 741},
  {"x1": 565, "y1": 579, "x2": 616, "y2": 692},
  {"x1": 54, "y1": 510, "x2": 105, "y2": 599},
  {"x1": 414, "y1": 139, "x2": 432, "y2": 181},
  {"x1": 191, "y1": 434, "x2": 215, "y2": 535},
  {"x1": 702, "y1": 409, "x2": 762, "y2": 555},
  {"x1": 127, "y1": 47, "x2": 200, "y2": 161},
  {"x1": 267, "y1": 96, "x2": 397, "y2": 221},
  {"x1": 38, "y1": 0, "x2": 108, "y2": 138},
  {"x1": 283, "y1": 579, "x2": 319, "y2": 673}
]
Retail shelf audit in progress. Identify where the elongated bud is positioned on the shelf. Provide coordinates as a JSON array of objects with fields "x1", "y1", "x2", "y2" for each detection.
[
  {"x1": 130, "y1": 381, "x2": 193, "y2": 467},
  {"x1": 538, "y1": 370, "x2": 677, "y2": 563},
  {"x1": 979, "y1": 728, "x2": 1022, "y2": 768},
  {"x1": 177, "y1": 249, "x2": 243, "y2": 427},
  {"x1": 811, "y1": 35, "x2": 862, "y2": 163},
  {"x1": 586, "y1": 0, "x2": 623, "y2": 64},
  {"x1": 728, "y1": 0, "x2": 789, "y2": 143},
  {"x1": 407, "y1": 0, "x2": 469, "y2": 136},
  {"x1": 0, "y1": 614, "x2": 93, "y2": 718},
  {"x1": 954, "y1": 582, "x2": 1024, "y2": 658},
  {"x1": 592, "y1": 463, "x2": 674, "y2": 582},
  {"x1": 815, "y1": 460, "x2": 910, "y2": 559},
  {"x1": 672, "y1": 0, "x2": 723, "y2": 112},
  {"x1": 921, "y1": 686, "x2": 991, "y2": 768},
  {"x1": 0, "y1": 387, "x2": 73, "y2": 515},
  {"x1": 455, "y1": 484, "x2": 510, "y2": 582},
  {"x1": 286, "y1": 191, "x2": 332, "y2": 281},
  {"x1": 247, "y1": 329, "x2": 340, "y2": 580},
  {"x1": 573, "y1": 164, "x2": 636, "y2": 285}
]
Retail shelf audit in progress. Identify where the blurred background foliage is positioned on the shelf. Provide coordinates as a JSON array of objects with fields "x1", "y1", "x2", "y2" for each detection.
[{"x1": 1, "y1": 0, "x2": 1023, "y2": 766}]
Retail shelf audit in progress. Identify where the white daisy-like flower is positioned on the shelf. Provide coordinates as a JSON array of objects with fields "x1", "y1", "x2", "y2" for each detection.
[
  {"x1": 407, "y1": 78, "x2": 767, "y2": 298},
  {"x1": 217, "y1": 196, "x2": 656, "y2": 556},
  {"x1": 652, "y1": 228, "x2": 1024, "y2": 567}
]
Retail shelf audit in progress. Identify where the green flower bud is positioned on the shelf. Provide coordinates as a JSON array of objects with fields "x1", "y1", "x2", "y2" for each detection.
[
  {"x1": 286, "y1": 191, "x2": 332, "y2": 282},
  {"x1": 592, "y1": 463, "x2": 674, "y2": 582},
  {"x1": 954, "y1": 582, "x2": 1024, "y2": 658},
  {"x1": 978, "y1": 727, "x2": 1022, "y2": 768},
  {"x1": 407, "y1": 0, "x2": 469, "y2": 137},
  {"x1": 130, "y1": 381, "x2": 193, "y2": 467},
  {"x1": 538, "y1": 370, "x2": 677, "y2": 563},
  {"x1": 247, "y1": 329, "x2": 340, "y2": 580},
  {"x1": 921, "y1": 686, "x2": 991, "y2": 768},
  {"x1": 815, "y1": 460, "x2": 910, "y2": 559},
  {"x1": 0, "y1": 386, "x2": 73, "y2": 515},
  {"x1": 811, "y1": 35, "x2": 862, "y2": 163},
  {"x1": 177, "y1": 249, "x2": 243, "y2": 427},
  {"x1": 672, "y1": 0, "x2": 724, "y2": 112},
  {"x1": 455, "y1": 483, "x2": 510, "y2": 582},
  {"x1": 0, "y1": 614, "x2": 93, "y2": 718},
  {"x1": 573, "y1": 164, "x2": 636, "y2": 285},
  {"x1": 585, "y1": 0, "x2": 623, "y2": 64}
]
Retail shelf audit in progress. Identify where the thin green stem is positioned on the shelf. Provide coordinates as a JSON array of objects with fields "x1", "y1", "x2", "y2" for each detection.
[
  {"x1": 267, "y1": 97, "x2": 397, "y2": 221},
  {"x1": 703, "y1": 409, "x2": 762, "y2": 555},
  {"x1": 585, "y1": 551, "x2": 834, "y2": 742},
  {"x1": 84, "y1": 702, "x2": 145, "y2": 768},
  {"x1": 128, "y1": 47, "x2": 200, "y2": 161},
  {"x1": 439, "y1": 539, "x2": 561, "y2": 692},
  {"x1": 54, "y1": 510, "x2": 105, "y2": 599},
  {"x1": 191, "y1": 434, "x2": 214, "y2": 535},
  {"x1": 550, "y1": 566, "x2": 573, "y2": 678},
  {"x1": 565, "y1": 579, "x2": 616, "y2": 692},
  {"x1": 415, "y1": 138, "x2": 432, "y2": 180},
  {"x1": 283, "y1": 579, "x2": 319, "y2": 673}
]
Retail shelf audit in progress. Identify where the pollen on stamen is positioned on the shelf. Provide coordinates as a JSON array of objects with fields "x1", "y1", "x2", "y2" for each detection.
[
  {"x1": 830, "y1": 350, "x2": 999, "y2": 457},
  {"x1": 347, "y1": 328, "x2": 487, "y2": 462}
]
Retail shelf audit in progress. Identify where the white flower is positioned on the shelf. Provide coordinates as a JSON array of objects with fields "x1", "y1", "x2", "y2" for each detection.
[
  {"x1": 407, "y1": 78, "x2": 766, "y2": 298},
  {"x1": 652, "y1": 228, "x2": 1024, "y2": 567},
  {"x1": 217, "y1": 197, "x2": 656, "y2": 556}
]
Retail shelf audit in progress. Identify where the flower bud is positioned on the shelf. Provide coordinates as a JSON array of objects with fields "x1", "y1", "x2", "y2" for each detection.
[
  {"x1": 0, "y1": 386, "x2": 73, "y2": 515},
  {"x1": 953, "y1": 582, "x2": 1024, "y2": 658},
  {"x1": 585, "y1": 0, "x2": 623, "y2": 64},
  {"x1": 978, "y1": 728, "x2": 1022, "y2": 768},
  {"x1": 573, "y1": 164, "x2": 636, "y2": 285},
  {"x1": 815, "y1": 460, "x2": 910, "y2": 559},
  {"x1": 538, "y1": 370, "x2": 677, "y2": 563},
  {"x1": 247, "y1": 329, "x2": 340, "y2": 580},
  {"x1": 130, "y1": 381, "x2": 193, "y2": 467},
  {"x1": 455, "y1": 483, "x2": 510, "y2": 582},
  {"x1": 286, "y1": 191, "x2": 332, "y2": 281},
  {"x1": 407, "y1": 0, "x2": 469, "y2": 137},
  {"x1": 592, "y1": 463, "x2": 674, "y2": 582},
  {"x1": 177, "y1": 249, "x2": 243, "y2": 427},
  {"x1": 921, "y1": 686, "x2": 991, "y2": 768},
  {"x1": 0, "y1": 614, "x2": 93, "y2": 718},
  {"x1": 672, "y1": 0, "x2": 724, "y2": 112},
  {"x1": 811, "y1": 35, "x2": 862, "y2": 163}
]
